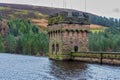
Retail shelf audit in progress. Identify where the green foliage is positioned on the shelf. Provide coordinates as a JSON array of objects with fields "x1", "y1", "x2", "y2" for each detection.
[
  {"x1": 8, "y1": 19, "x2": 39, "y2": 36},
  {"x1": 0, "y1": 36, "x2": 5, "y2": 52},
  {"x1": 89, "y1": 27, "x2": 120, "y2": 52},
  {"x1": 16, "y1": 32, "x2": 48, "y2": 55},
  {"x1": 0, "y1": 18, "x2": 48, "y2": 55},
  {"x1": 90, "y1": 15, "x2": 120, "y2": 27},
  {"x1": 5, "y1": 34, "x2": 17, "y2": 53}
]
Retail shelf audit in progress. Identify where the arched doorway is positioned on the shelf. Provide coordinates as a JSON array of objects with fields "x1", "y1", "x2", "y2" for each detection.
[
  {"x1": 74, "y1": 46, "x2": 78, "y2": 52},
  {"x1": 52, "y1": 44, "x2": 55, "y2": 54}
]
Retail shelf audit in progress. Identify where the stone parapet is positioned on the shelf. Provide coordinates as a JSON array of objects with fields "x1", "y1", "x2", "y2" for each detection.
[{"x1": 71, "y1": 52, "x2": 120, "y2": 65}]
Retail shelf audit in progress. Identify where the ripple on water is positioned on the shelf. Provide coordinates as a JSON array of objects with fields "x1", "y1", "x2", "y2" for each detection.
[{"x1": 0, "y1": 53, "x2": 120, "y2": 80}]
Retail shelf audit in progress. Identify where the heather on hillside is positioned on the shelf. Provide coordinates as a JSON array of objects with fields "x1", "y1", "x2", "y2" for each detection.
[{"x1": 0, "y1": 3, "x2": 120, "y2": 28}]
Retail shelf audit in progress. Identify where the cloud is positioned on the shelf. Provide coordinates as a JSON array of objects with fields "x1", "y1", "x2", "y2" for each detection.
[{"x1": 113, "y1": 8, "x2": 120, "y2": 13}]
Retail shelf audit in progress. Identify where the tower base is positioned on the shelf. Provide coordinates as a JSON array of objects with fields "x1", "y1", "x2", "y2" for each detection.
[{"x1": 49, "y1": 54, "x2": 71, "y2": 60}]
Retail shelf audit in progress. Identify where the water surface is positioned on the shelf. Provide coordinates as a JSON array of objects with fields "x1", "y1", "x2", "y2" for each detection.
[{"x1": 0, "y1": 53, "x2": 120, "y2": 80}]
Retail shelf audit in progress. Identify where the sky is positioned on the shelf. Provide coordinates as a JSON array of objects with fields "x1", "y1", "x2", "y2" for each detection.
[{"x1": 0, "y1": 0, "x2": 120, "y2": 18}]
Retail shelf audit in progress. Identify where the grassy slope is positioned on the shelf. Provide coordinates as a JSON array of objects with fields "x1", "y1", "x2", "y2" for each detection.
[
  {"x1": 0, "y1": 3, "x2": 83, "y2": 15},
  {"x1": 0, "y1": 3, "x2": 98, "y2": 19},
  {"x1": 90, "y1": 24, "x2": 106, "y2": 33},
  {"x1": 0, "y1": 3, "x2": 106, "y2": 31},
  {"x1": 0, "y1": 6, "x2": 46, "y2": 19},
  {"x1": 31, "y1": 19, "x2": 48, "y2": 30}
]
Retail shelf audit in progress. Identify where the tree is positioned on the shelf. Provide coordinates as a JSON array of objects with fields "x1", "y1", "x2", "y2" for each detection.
[
  {"x1": 5, "y1": 34, "x2": 17, "y2": 53},
  {"x1": 0, "y1": 36, "x2": 5, "y2": 52}
]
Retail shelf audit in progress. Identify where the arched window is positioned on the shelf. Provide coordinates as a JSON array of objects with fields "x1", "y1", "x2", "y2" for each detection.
[
  {"x1": 56, "y1": 44, "x2": 59, "y2": 52},
  {"x1": 52, "y1": 44, "x2": 55, "y2": 53},
  {"x1": 48, "y1": 32, "x2": 50, "y2": 38},
  {"x1": 74, "y1": 46, "x2": 78, "y2": 52}
]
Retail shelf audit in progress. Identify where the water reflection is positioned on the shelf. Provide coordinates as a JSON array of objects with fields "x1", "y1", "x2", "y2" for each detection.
[
  {"x1": 49, "y1": 60, "x2": 120, "y2": 80},
  {"x1": 49, "y1": 61, "x2": 88, "y2": 80}
]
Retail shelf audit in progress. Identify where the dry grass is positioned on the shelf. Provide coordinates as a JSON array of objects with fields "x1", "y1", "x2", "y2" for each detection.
[
  {"x1": 90, "y1": 24, "x2": 107, "y2": 33},
  {"x1": 90, "y1": 24, "x2": 106, "y2": 30},
  {"x1": 31, "y1": 19, "x2": 48, "y2": 27}
]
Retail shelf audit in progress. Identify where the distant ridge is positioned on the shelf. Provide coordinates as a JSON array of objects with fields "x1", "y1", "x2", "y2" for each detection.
[
  {"x1": 1, "y1": 3, "x2": 119, "y2": 28},
  {"x1": 0, "y1": 3, "x2": 83, "y2": 15}
]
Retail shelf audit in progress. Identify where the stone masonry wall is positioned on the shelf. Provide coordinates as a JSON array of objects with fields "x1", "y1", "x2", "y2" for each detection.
[
  {"x1": 48, "y1": 24, "x2": 62, "y2": 55},
  {"x1": 62, "y1": 24, "x2": 90, "y2": 54},
  {"x1": 48, "y1": 23, "x2": 90, "y2": 56}
]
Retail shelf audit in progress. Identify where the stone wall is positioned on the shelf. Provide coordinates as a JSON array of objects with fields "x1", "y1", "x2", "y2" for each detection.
[
  {"x1": 61, "y1": 24, "x2": 90, "y2": 53},
  {"x1": 48, "y1": 24, "x2": 63, "y2": 55},
  {"x1": 48, "y1": 23, "x2": 90, "y2": 60},
  {"x1": 71, "y1": 52, "x2": 120, "y2": 65}
]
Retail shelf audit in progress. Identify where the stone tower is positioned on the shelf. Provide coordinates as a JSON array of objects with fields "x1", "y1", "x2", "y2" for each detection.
[{"x1": 48, "y1": 11, "x2": 90, "y2": 60}]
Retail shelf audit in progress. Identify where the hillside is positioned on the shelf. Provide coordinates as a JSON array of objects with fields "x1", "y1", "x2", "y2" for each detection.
[
  {"x1": 0, "y1": 4, "x2": 47, "y2": 19},
  {"x1": 90, "y1": 24, "x2": 106, "y2": 33},
  {"x1": 0, "y1": 3, "x2": 84, "y2": 19},
  {"x1": 0, "y1": 3, "x2": 120, "y2": 28},
  {"x1": 31, "y1": 19, "x2": 48, "y2": 30},
  {"x1": 90, "y1": 24, "x2": 105, "y2": 29},
  {"x1": 0, "y1": 3, "x2": 83, "y2": 15}
]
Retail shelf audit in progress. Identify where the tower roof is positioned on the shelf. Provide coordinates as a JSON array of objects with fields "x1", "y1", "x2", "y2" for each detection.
[{"x1": 48, "y1": 11, "x2": 90, "y2": 25}]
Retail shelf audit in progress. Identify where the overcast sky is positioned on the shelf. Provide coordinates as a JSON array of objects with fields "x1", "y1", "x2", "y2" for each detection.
[{"x1": 0, "y1": 0, "x2": 120, "y2": 18}]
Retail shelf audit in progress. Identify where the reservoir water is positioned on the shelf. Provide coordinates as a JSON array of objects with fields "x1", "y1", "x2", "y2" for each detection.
[{"x1": 0, "y1": 53, "x2": 120, "y2": 80}]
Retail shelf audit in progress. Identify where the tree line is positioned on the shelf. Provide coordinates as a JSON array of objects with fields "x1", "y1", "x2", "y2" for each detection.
[
  {"x1": 90, "y1": 15, "x2": 120, "y2": 27},
  {"x1": 0, "y1": 15, "x2": 120, "y2": 54},
  {"x1": 89, "y1": 27, "x2": 120, "y2": 52},
  {"x1": 89, "y1": 15, "x2": 120, "y2": 52},
  {"x1": 0, "y1": 18, "x2": 48, "y2": 55}
]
